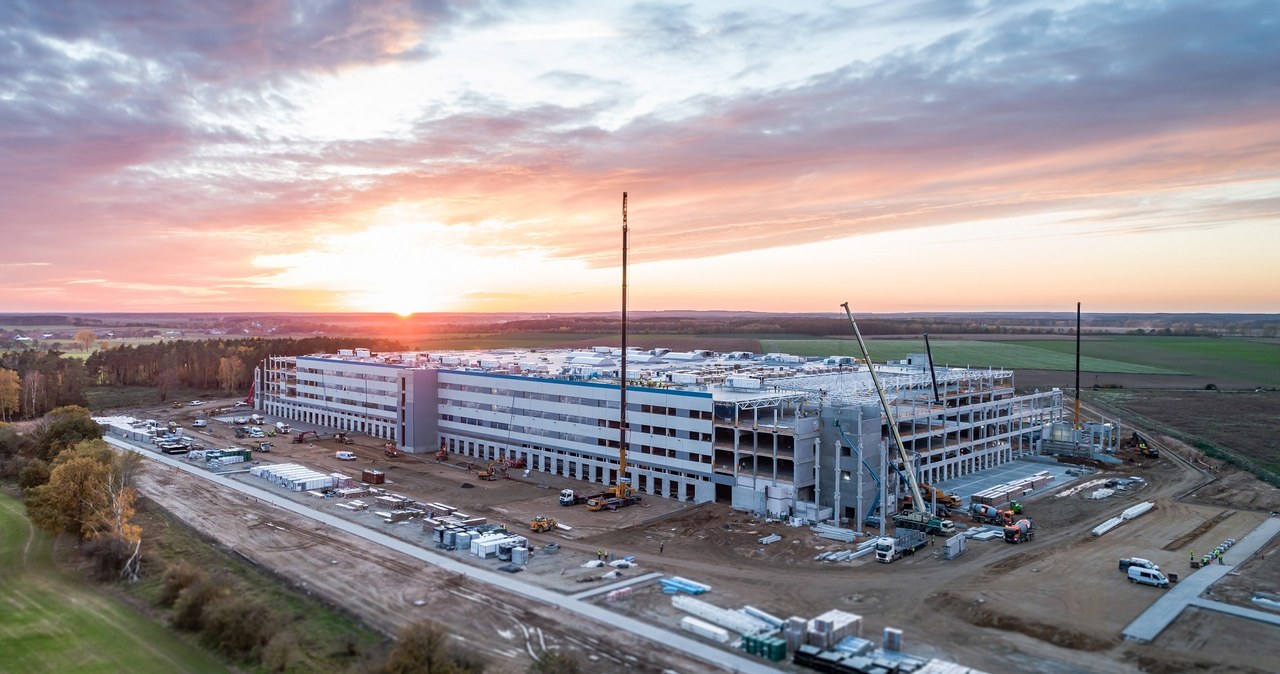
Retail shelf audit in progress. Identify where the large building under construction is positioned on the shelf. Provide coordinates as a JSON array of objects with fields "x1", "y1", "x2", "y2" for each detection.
[{"x1": 254, "y1": 348, "x2": 1063, "y2": 523}]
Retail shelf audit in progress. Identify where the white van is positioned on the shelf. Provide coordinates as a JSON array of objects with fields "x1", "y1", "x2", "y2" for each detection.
[
  {"x1": 335, "y1": 451, "x2": 357, "y2": 461},
  {"x1": 192, "y1": 419, "x2": 208, "y2": 428},
  {"x1": 1128, "y1": 566, "x2": 1169, "y2": 588}
]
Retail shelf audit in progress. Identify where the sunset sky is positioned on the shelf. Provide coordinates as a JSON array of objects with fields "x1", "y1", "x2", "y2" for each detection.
[{"x1": 1, "y1": 1, "x2": 1277, "y2": 314}]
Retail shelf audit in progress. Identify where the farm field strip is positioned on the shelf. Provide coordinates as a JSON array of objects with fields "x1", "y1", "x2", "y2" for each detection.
[
  {"x1": 0, "y1": 492, "x2": 228, "y2": 674},
  {"x1": 1005, "y1": 336, "x2": 1280, "y2": 387},
  {"x1": 760, "y1": 338, "x2": 1182, "y2": 374}
]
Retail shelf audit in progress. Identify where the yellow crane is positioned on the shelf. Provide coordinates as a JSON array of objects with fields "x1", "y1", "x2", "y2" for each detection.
[{"x1": 612, "y1": 192, "x2": 634, "y2": 500}]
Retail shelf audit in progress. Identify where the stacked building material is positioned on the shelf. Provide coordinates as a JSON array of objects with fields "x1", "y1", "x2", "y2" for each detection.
[
  {"x1": 375, "y1": 494, "x2": 413, "y2": 510},
  {"x1": 335, "y1": 487, "x2": 368, "y2": 498},
  {"x1": 832, "y1": 635, "x2": 875, "y2": 656},
  {"x1": 672, "y1": 595, "x2": 773, "y2": 636},
  {"x1": 882, "y1": 626, "x2": 903, "y2": 652},
  {"x1": 1121, "y1": 501, "x2": 1154, "y2": 520},
  {"x1": 605, "y1": 587, "x2": 634, "y2": 602},
  {"x1": 249, "y1": 463, "x2": 336, "y2": 492},
  {"x1": 1091, "y1": 516, "x2": 1124, "y2": 537},
  {"x1": 784, "y1": 616, "x2": 808, "y2": 652},
  {"x1": 1089, "y1": 488, "x2": 1115, "y2": 500},
  {"x1": 812, "y1": 523, "x2": 859, "y2": 543},
  {"x1": 742, "y1": 605, "x2": 784, "y2": 629},
  {"x1": 807, "y1": 609, "x2": 862, "y2": 648},
  {"x1": 758, "y1": 533, "x2": 782, "y2": 545},
  {"x1": 361, "y1": 469, "x2": 385, "y2": 485},
  {"x1": 659, "y1": 576, "x2": 711, "y2": 595},
  {"x1": 680, "y1": 616, "x2": 729, "y2": 643},
  {"x1": 971, "y1": 472, "x2": 1056, "y2": 506}
]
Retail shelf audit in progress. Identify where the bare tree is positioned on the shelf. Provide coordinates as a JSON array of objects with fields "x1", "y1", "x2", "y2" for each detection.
[
  {"x1": 0, "y1": 368, "x2": 19, "y2": 422},
  {"x1": 74, "y1": 329, "x2": 97, "y2": 352}
]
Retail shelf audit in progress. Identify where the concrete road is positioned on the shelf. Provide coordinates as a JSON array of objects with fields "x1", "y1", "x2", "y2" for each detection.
[{"x1": 105, "y1": 435, "x2": 784, "y2": 674}]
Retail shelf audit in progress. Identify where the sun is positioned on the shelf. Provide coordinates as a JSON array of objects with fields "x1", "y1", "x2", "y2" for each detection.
[{"x1": 395, "y1": 310, "x2": 414, "y2": 318}]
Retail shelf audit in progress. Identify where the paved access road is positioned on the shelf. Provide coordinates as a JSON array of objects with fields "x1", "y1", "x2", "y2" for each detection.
[
  {"x1": 1122, "y1": 516, "x2": 1280, "y2": 642},
  {"x1": 105, "y1": 436, "x2": 784, "y2": 674}
]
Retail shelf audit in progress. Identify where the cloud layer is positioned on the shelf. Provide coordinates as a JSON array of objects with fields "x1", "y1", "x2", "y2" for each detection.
[{"x1": 1, "y1": 0, "x2": 1277, "y2": 312}]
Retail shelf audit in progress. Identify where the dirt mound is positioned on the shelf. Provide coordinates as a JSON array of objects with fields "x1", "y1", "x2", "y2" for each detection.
[
  {"x1": 930, "y1": 592, "x2": 1114, "y2": 652},
  {"x1": 1188, "y1": 470, "x2": 1280, "y2": 511}
]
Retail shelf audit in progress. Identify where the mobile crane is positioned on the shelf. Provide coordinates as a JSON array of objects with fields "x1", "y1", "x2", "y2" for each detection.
[
  {"x1": 594, "y1": 193, "x2": 641, "y2": 513},
  {"x1": 841, "y1": 303, "x2": 953, "y2": 538}
]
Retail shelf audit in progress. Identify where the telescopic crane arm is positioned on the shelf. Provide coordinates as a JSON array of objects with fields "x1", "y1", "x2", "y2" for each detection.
[
  {"x1": 840, "y1": 302, "x2": 927, "y2": 515},
  {"x1": 614, "y1": 192, "x2": 632, "y2": 498}
]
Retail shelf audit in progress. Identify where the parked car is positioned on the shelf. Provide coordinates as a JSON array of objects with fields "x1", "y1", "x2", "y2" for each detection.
[
  {"x1": 1119, "y1": 557, "x2": 1160, "y2": 572},
  {"x1": 188, "y1": 400, "x2": 204, "y2": 406},
  {"x1": 233, "y1": 417, "x2": 249, "y2": 425}
]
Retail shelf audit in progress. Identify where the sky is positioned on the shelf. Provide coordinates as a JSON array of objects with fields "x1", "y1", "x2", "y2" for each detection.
[{"x1": 1, "y1": 0, "x2": 1278, "y2": 315}]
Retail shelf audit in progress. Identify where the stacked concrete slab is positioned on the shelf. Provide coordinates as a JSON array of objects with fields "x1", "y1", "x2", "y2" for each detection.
[{"x1": 807, "y1": 609, "x2": 862, "y2": 648}]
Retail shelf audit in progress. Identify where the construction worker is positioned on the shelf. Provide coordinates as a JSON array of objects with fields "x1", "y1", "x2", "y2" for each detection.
[
  {"x1": 660, "y1": 542, "x2": 665, "y2": 554},
  {"x1": 930, "y1": 535, "x2": 936, "y2": 547}
]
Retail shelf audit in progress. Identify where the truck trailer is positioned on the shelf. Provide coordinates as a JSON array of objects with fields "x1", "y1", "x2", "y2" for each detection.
[{"x1": 875, "y1": 529, "x2": 928, "y2": 563}]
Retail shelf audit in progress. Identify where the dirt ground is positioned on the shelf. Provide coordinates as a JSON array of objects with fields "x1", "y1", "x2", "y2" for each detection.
[{"x1": 120, "y1": 398, "x2": 1280, "y2": 674}]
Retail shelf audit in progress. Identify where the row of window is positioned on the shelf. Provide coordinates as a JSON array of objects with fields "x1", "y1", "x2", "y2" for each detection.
[
  {"x1": 295, "y1": 367, "x2": 399, "y2": 384},
  {"x1": 439, "y1": 382, "x2": 712, "y2": 419}
]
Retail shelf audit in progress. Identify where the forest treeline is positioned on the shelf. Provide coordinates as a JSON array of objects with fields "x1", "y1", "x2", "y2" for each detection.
[{"x1": 0, "y1": 337, "x2": 406, "y2": 420}]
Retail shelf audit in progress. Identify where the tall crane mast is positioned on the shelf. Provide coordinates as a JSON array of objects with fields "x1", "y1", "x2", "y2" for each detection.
[
  {"x1": 840, "y1": 302, "x2": 927, "y2": 515},
  {"x1": 614, "y1": 193, "x2": 632, "y2": 498}
]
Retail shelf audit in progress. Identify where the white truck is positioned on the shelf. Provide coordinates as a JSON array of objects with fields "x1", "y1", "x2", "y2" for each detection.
[{"x1": 875, "y1": 529, "x2": 928, "y2": 563}]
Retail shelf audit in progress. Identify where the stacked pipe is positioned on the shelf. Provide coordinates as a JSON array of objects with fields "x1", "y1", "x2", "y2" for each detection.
[
  {"x1": 758, "y1": 533, "x2": 782, "y2": 545},
  {"x1": 672, "y1": 595, "x2": 773, "y2": 636},
  {"x1": 812, "y1": 524, "x2": 859, "y2": 543},
  {"x1": 658, "y1": 576, "x2": 710, "y2": 595}
]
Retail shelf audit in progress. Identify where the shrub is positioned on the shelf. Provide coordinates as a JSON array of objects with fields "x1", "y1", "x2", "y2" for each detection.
[
  {"x1": 82, "y1": 535, "x2": 132, "y2": 581},
  {"x1": 172, "y1": 578, "x2": 222, "y2": 632},
  {"x1": 158, "y1": 561, "x2": 205, "y2": 608},
  {"x1": 200, "y1": 594, "x2": 280, "y2": 662}
]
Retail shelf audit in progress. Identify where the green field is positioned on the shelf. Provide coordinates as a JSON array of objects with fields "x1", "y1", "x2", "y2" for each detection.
[
  {"x1": 760, "y1": 338, "x2": 1183, "y2": 374},
  {"x1": 1005, "y1": 336, "x2": 1280, "y2": 387},
  {"x1": 0, "y1": 491, "x2": 228, "y2": 674}
]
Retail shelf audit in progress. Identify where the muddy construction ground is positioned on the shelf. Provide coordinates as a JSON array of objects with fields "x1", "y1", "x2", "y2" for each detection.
[{"x1": 124, "y1": 399, "x2": 1280, "y2": 674}]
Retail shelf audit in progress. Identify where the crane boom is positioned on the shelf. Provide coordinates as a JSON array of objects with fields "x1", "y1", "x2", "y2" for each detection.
[
  {"x1": 840, "y1": 302, "x2": 927, "y2": 516},
  {"x1": 615, "y1": 192, "x2": 631, "y2": 498}
]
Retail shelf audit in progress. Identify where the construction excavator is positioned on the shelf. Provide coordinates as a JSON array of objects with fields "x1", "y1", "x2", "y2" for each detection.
[
  {"x1": 383, "y1": 443, "x2": 402, "y2": 458},
  {"x1": 292, "y1": 430, "x2": 320, "y2": 444},
  {"x1": 335, "y1": 432, "x2": 355, "y2": 445},
  {"x1": 477, "y1": 460, "x2": 507, "y2": 481}
]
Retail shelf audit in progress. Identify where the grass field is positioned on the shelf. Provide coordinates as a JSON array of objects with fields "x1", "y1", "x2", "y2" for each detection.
[
  {"x1": 1006, "y1": 336, "x2": 1280, "y2": 387},
  {"x1": 0, "y1": 490, "x2": 228, "y2": 674},
  {"x1": 759, "y1": 338, "x2": 1183, "y2": 374}
]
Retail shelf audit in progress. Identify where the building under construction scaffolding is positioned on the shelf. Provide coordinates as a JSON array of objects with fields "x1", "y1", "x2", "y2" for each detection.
[{"x1": 254, "y1": 349, "x2": 1063, "y2": 519}]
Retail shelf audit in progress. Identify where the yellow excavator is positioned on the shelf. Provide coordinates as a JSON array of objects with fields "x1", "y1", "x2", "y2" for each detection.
[{"x1": 477, "y1": 460, "x2": 507, "y2": 481}]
